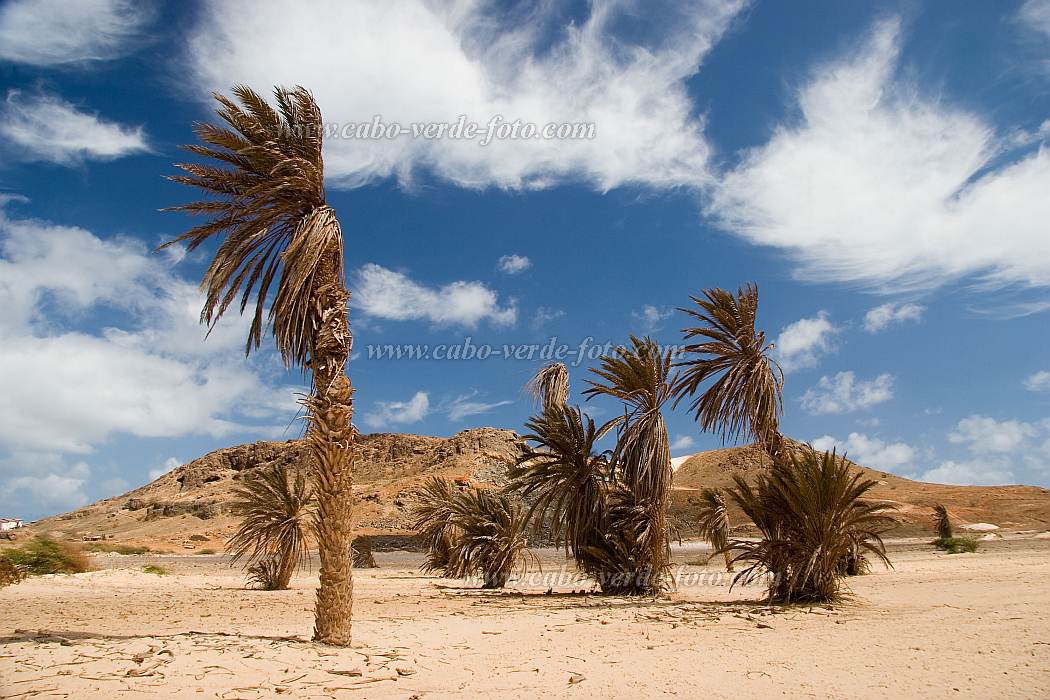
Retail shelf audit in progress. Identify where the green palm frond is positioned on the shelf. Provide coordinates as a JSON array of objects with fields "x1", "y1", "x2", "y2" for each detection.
[
  {"x1": 726, "y1": 447, "x2": 897, "y2": 603},
  {"x1": 526, "y1": 362, "x2": 570, "y2": 412},
  {"x1": 673, "y1": 284, "x2": 784, "y2": 456},
  {"x1": 444, "y1": 488, "x2": 533, "y2": 589},
  {"x1": 510, "y1": 404, "x2": 615, "y2": 558},
  {"x1": 226, "y1": 463, "x2": 312, "y2": 590},
  {"x1": 160, "y1": 85, "x2": 341, "y2": 371}
]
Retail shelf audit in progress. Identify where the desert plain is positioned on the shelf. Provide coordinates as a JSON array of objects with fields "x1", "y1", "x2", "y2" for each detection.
[{"x1": 3, "y1": 536, "x2": 1049, "y2": 699}]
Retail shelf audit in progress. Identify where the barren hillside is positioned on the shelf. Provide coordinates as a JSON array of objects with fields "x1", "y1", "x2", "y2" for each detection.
[{"x1": 14, "y1": 432, "x2": 1050, "y2": 551}]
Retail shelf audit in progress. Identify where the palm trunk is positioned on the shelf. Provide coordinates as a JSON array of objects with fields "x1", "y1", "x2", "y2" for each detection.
[{"x1": 307, "y1": 236, "x2": 355, "y2": 646}]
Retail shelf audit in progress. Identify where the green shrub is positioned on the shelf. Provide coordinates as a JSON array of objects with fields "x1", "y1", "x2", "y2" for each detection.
[
  {"x1": 1, "y1": 537, "x2": 90, "y2": 575},
  {"x1": 83, "y1": 542, "x2": 150, "y2": 555},
  {"x1": 142, "y1": 565, "x2": 169, "y2": 575},
  {"x1": 934, "y1": 537, "x2": 979, "y2": 554},
  {"x1": 195, "y1": 548, "x2": 217, "y2": 555}
]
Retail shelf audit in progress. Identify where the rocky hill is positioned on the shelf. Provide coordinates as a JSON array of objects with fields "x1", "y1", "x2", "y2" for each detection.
[{"x1": 17, "y1": 431, "x2": 1050, "y2": 551}]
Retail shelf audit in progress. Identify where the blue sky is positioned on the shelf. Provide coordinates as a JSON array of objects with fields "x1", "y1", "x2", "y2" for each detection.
[{"x1": 1, "y1": 0, "x2": 1049, "y2": 521}]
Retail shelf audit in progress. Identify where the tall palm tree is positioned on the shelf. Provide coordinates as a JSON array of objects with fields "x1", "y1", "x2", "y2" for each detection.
[
  {"x1": 509, "y1": 404, "x2": 615, "y2": 564},
  {"x1": 161, "y1": 85, "x2": 355, "y2": 645},
  {"x1": 227, "y1": 463, "x2": 312, "y2": 590},
  {"x1": 695, "y1": 488, "x2": 733, "y2": 572},
  {"x1": 673, "y1": 284, "x2": 785, "y2": 462},
  {"x1": 583, "y1": 335, "x2": 677, "y2": 592},
  {"x1": 526, "y1": 362, "x2": 570, "y2": 411}
]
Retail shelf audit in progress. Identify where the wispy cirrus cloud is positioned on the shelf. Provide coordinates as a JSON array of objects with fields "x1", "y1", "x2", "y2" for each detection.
[
  {"x1": 0, "y1": 0, "x2": 151, "y2": 66},
  {"x1": 184, "y1": 0, "x2": 745, "y2": 190},
  {"x1": 1, "y1": 90, "x2": 149, "y2": 165},
  {"x1": 361, "y1": 391, "x2": 430, "y2": 430},
  {"x1": 710, "y1": 18, "x2": 1050, "y2": 300}
]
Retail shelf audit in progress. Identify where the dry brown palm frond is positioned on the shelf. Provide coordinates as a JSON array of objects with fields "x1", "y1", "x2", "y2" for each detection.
[
  {"x1": 159, "y1": 85, "x2": 340, "y2": 372},
  {"x1": 526, "y1": 362, "x2": 570, "y2": 412},
  {"x1": 695, "y1": 488, "x2": 734, "y2": 571},
  {"x1": 227, "y1": 463, "x2": 312, "y2": 590},
  {"x1": 673, "y1": 283, "x2": 784, "y2": 457},
  {"x1": 932, "y1": 504, "x2": 953, "y2": 540},
  {"x1": 725, "y1": 447, "x2": 897, "y2": 603},
  {"x1": 410, "y1": 477, "x2": 461, "y2": 576},
  {"x1": 352, "y1": 537, "x2": 378, "y2": 568},
  {"x1": 444, "y1": 488, "x2": 534, "y2": 589}
]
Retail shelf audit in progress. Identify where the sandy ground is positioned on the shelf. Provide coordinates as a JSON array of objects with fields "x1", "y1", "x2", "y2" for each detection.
[{"x1": 2, "y1": 539, "x2": 1049, "y2": 699}]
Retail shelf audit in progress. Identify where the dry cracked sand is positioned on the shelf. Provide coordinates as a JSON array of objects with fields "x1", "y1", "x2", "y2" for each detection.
[{"x1": 2, "y1": 538, "x2": 1049, "y2": 699}]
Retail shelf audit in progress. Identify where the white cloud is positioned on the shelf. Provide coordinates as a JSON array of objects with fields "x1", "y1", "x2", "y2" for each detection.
[
  {"x1": 0, "y1": 90, "x2": 149, "y2": 165},
  {"x1": 948, "y1": 415, "x2": 1038, "y2": 454},
  {"x1": 811, "y1": 432, "x2": 916, "y2": 470},
  {"x1": 362, "y1": 392, "x2": 430, "y2": 430},
  {"x1": 184, "y1": 0, "x2": 744, "y2": 190},
  {"x1": 355, "y1": 263, "x2": 516, "y2": 328},
  {"x1": 1024, "y1": 370, "x2": 1050, "y2": 392},
  {"x1": 148, "y1": 457, "x2": 182, "y2": 482},
  {"x1": 0, "y1": 200, "x2": 300, "y2": 456},
  {"x1": 863, "y1": 302, "x2": 925, "y2": 333},
  {"x1": 670, "y1": 435, "x2": 697, "y2": 452},
  {"x1": 710, "y1": 18, "x2": 1050, "y2": 296},
  {"x1": 0, "y1": 0, "x2": 150, "y2": 66},
  {"x1": 1020, "y1": 0, "x2": 1050, "y2": 41},
  {"x1": 775, "y1": 311, "x2": 837, "y2": 372},
  {"x1": 497, "y1": 254, "x2": 531, "y2": 275},
  {"x1": 447, "y1": 393, "x2": 512, "y2": 422},
  {"x1": 530, "y1": 306, "x2": 565, "y2": 329},
  {"x1": 632, "y1": 305, "x2": 674, "y2": 330},
  {"x1": 921, "y1": 459, "x2": 1016, "y2": 487},
  {"x1": 800, "y1": 371, "x2": 894, "y2": 415},
  {"x1": 1, "y1": 460, "x2": 90, "y2": 513}
]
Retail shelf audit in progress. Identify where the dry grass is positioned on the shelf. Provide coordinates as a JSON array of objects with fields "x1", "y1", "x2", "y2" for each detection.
[{"x1": 2, "y1": 537, "x2": 91, "y2": 575}]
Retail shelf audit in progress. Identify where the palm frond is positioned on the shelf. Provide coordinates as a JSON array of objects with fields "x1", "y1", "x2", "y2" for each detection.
[
  {"x1": 444, "y1": 488, "x2": 533, "y2": 589},
  {"x1": 725, "y1": 447, "x2": 897, "y2": 603},
  {"x1": 409, "y1": 477, "x2": 461, "y2": 576},
  {"x1": 695, "y1": 488, "x2": 734, "y2": 571},
  {"x1": 673, "y1": 283, "x2": 784, "y2": 456},
  {"x1": 160, "y1": 85, "x2": 342, "y2": 371},
  {"x1": 526, "y1": 362, "x2": 570, "y2": 412},
  {"x1": 226, "y1": 463, "x2": 312, "y2": 590}
]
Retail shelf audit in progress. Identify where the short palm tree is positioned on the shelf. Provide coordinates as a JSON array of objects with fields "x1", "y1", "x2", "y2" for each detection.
[
  {"x1": 161, "y1": 85, "x2": 355, "y2": 645},
  {"x1": 227, "y1": 463, "x2": 312, "y2": 590},
  {"x1": 510, "y1": 404, "x2": 614, "y2": 565},
  {"x1": 932, "y1": 504, "x2": 953, "y2": 539},
  {"x1": 411, "y1": 477, "x2": 461, "y2": 576},
  {"x1": 445, "y1": 488, "x2": 533, "y2": 588},
  {"x1": 695, "y1": 488, "x2": 734, "y2": 572},
  {"x1": 726, "y1": 447, "x2": 896, "y2": 603},
  {"x1": 526, "y1": 362, "x2": 570, "y2": 411},
  {"x1": 583, "y1": 335, "x2": 677, "y2": 593},
  {"x1": 674, "y1": 284, "x2": 785, "y2": 462}
]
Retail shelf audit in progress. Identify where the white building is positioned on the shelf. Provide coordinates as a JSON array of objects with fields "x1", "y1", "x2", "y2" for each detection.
[{"x1": 0, "y1": 518, "x2": 23, "y2": 531}]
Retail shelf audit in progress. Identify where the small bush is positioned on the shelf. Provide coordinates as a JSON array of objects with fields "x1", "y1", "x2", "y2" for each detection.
[
  {"x1": 934, "y1": 537, "x2": 979, "y2": 554},
  {"x1": 142, "y1": 565, "x2": 169, "y2": 575},
  {"x1": 84, "y1": 542, "x2": 150, "y2": 555},
  {"x1": 0, "y1": 558, "x2": 26, "y2": 587},
  {"x1": 195, "y1": 548, "x2": 217, "y2": 555},
  {"x1": 1, "y1": 537, "x2": 90, "y2": 575}
]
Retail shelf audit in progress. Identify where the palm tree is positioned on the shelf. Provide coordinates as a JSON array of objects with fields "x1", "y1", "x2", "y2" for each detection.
[
  {"x1": 510, "y1": 404, "x2": 614, "y2": 565},
  {"x1": 673, "y1": 284, "x2": 785, "y2": 462},
  {"x1": 726, "y1": 447, "x2": 896, "y2": 603},
  {"x1": 526, "y1": 362, "x2": 570, "y2": 411},
  {"x1": 411, "y1": 477, "x2": 461, "y2": 576},
  {"x1": 161, "y1": 85, "x2": 355, "y2": 645},
  {"x1": 695, "y1": 488, "x2": 733, "y2": 572},
  {"x1": 227, "y1": 463, "x2": 312, "y2": 590},
  {"x1": 583, "y1": 335, "x2": 677, "y2": 592},
  {"x1": 932, "y1": 504, "x2": 953, "y2": 540},
  {"x1": 445, "y1": 488, "x2": 533, "y2": 588}
]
